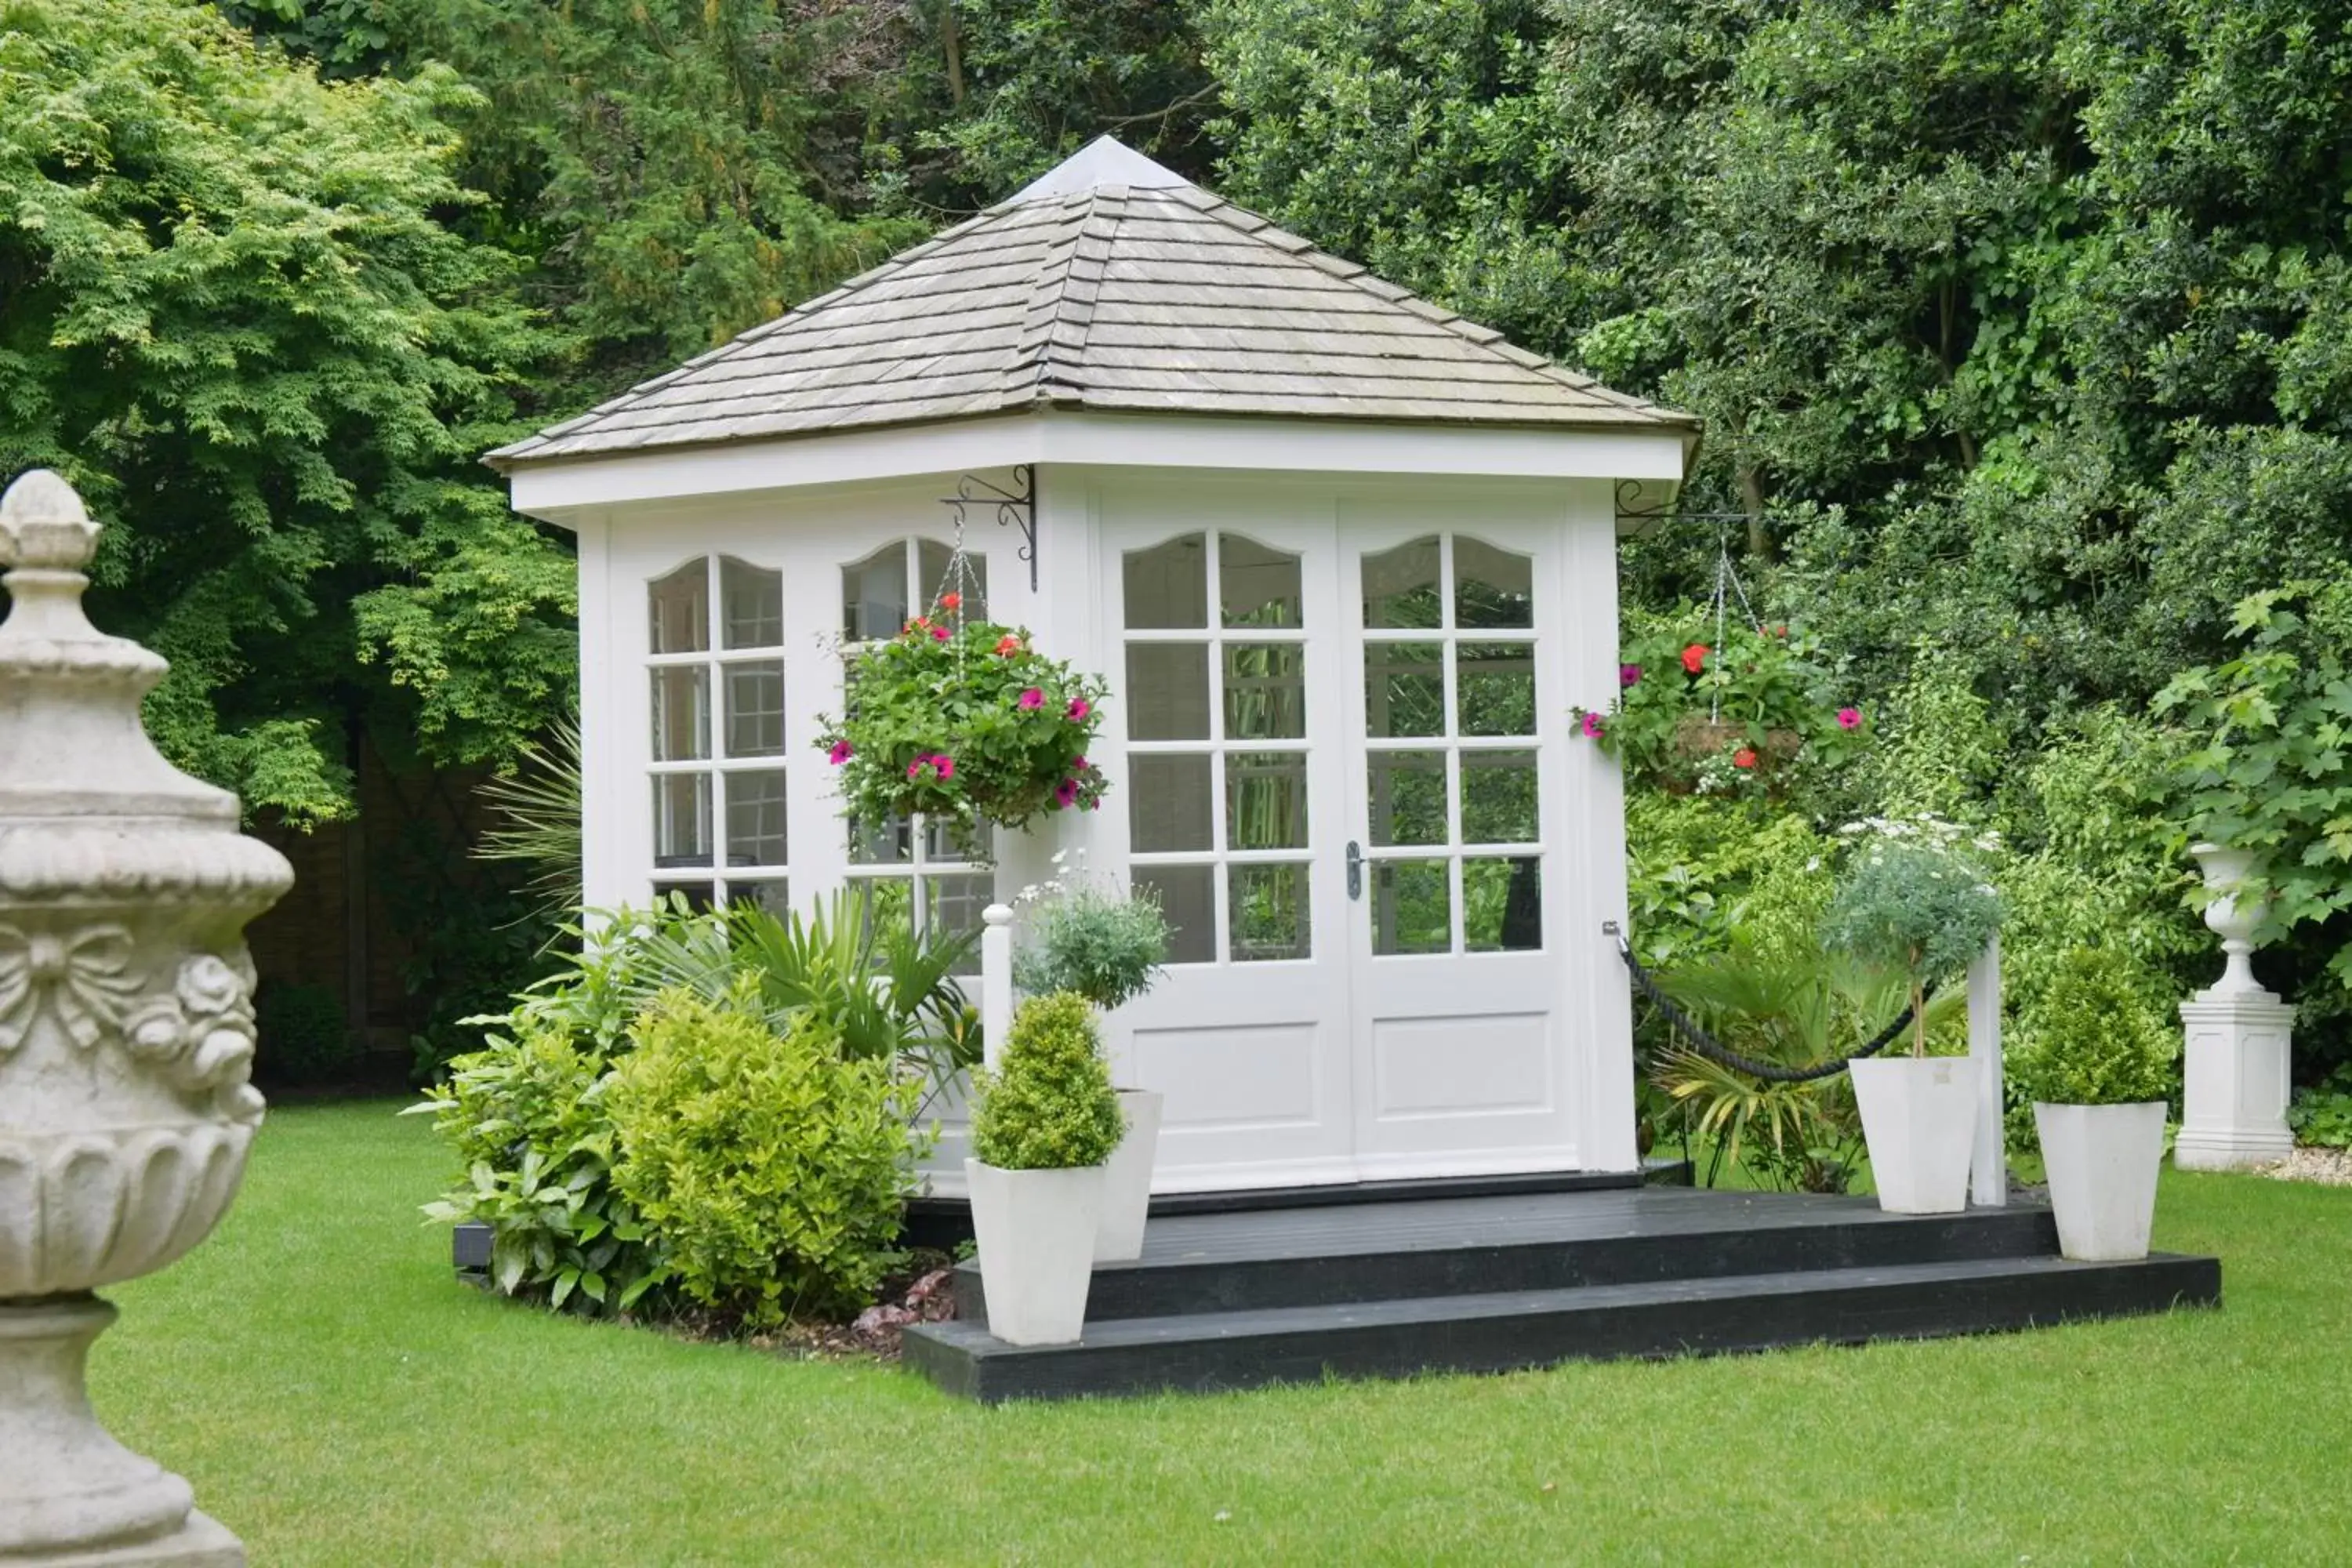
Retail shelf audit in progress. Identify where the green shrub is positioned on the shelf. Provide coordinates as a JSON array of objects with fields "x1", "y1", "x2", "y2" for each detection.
[
  {"x1": 1013, "y1": 884, "x2": 1171, "y2": 1011},
  {"x1": 970, "y1": 993, "x2": 1123, "y2": 1170},
  {"x1": 412, "y1": 1023, "x2": 663, "y2": 1314},
  {"x1": 605, "y1": 989, "x2": 923, "y2": 1326},
  {"x1": 2009, "y1": 946, "x2": 2178, "y2": 1106},
  {"x1": 256, "y1": 982, "x2": 354, "y2": 1083},
  {"x1": 1821, "y1": 820, "x2": 2003, "y2": 1056},
  {"x1": 2288, "y1": 1065, "x2": 2352, "y2": 1149}
]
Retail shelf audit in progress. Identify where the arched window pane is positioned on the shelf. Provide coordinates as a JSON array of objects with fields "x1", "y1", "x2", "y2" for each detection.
[
  {"x1": 720, "y1": 557, "x2": 782, "y2": 649},
  {"x1": 1123, "y1": 533, "x2": 1207, "y2": 629},
  {"x1": 1221, "y1": 535, "x2": 1301, "y2": 628},
  {"x1": 1454, "y1": 538, "x2": 1534, "y2": 629},
  {"x1": 1363, "y1": 537, "x2": 1442, "y2": 629},
  {"x1": 649, "y1": 560, "x2": 709, "y2": 653},
  {"x1": 842, "y1": 543, "x2": 909, "y2": 642}
]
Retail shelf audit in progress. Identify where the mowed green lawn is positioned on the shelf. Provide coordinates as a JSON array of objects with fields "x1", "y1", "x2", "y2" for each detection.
[{"x1": 97, "y1": 1102, "x2": 2351, "y2": 1566}]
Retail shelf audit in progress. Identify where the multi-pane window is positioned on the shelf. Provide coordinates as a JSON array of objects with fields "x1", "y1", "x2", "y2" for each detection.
[
  {"x1": 647, "y1": 556, "x2": 787, "y2": 913},
  {"x1": 1122, "y1": 532, "x2": 1310, "y2": 965},
  {"x1": 838, "y1": 539, "x2": 991, "y2": 970},
  {"x1": 1361, "y1": 535, "x2": 1542, "y2": 955}
]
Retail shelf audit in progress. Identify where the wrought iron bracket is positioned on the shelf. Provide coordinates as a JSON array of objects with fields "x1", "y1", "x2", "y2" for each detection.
[{"x1": 942, "y1": 465, "x2": 1038, "y2": 592}]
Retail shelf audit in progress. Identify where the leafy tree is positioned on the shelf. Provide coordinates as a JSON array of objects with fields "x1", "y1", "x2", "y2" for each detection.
[{"x1": 0, "y1": 0, "x2": 573, "y2": 818}]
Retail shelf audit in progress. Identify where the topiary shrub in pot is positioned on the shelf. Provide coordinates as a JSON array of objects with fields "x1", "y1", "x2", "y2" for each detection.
[
  {"x1": 1821, "y1": 820, "x2": 2002, "y2": 1214},
  {"x1": 965, "y1": 992, "x2": 1125, "y2": 1345},
  {"x1": 2011, "y1": 946, "x2": 2178, "y2": 1260},
  {"x1": 1014, "y1": 877, "x2": 1172, "y2": 1262}
]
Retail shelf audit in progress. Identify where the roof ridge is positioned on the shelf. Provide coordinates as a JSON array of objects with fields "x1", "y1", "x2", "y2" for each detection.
[
  {"x1": 1149, "y1": 187, "x2": 1670, "y2": 417},
  {"x1": 1006, "y1": 187, "x2": 1122, "y2": 408}
]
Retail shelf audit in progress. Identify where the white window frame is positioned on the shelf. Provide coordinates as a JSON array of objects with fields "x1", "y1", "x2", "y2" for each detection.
[
  {"x1": 645, "y1": 554, "x2": 789, "y2": 910},
  {"x1": 1122, "y1": 529, "x2": 1314, "y2": 967}
]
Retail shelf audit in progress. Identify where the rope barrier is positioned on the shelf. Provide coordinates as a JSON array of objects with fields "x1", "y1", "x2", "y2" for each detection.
[{"x1": 1603, "y1": 921, "x2": 1924, "y2": 1083}]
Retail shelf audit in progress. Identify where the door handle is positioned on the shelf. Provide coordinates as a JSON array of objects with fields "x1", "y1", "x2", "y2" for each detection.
[{"x1": 1346, "y1": 840, "x2": 1363, "y2": 901}]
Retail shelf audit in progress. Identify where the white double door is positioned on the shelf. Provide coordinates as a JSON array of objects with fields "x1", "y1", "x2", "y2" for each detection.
[{"x1": 1105, "y1": 498, "x2": 1585, "y2": 1191}]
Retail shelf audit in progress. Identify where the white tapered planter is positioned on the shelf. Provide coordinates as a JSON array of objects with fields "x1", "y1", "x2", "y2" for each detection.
[
  {"x1": 1850, "y1": 1057, "x2": 1976, "y2": 1214},
  {"x1": 2034, "y1": 1102, "x2": 2166, "y2": 1261},
  {"x1": 1094, "y1": 1090, "x2": 1163, "y2": 1263},
  {"x1": 964, "y1": 1158, "x2": 1104, "y2": 1345}
]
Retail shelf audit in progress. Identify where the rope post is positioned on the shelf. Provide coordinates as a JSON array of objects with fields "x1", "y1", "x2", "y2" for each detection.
[
  {"x1": 981, "y1": 902, "x2": 1014, "y2": 1073},
  {"x1": 1968, "y1": 932, "x2": 2006, "y2": 1208}
]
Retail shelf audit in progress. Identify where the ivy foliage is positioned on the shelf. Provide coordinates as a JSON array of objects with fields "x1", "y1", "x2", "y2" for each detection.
[{"x1": 0, "y1": 0, "x2": 572, "y2": 818}]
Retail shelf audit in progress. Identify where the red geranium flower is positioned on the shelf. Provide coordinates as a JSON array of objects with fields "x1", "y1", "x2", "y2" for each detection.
[
  {"x1": 1682, "y1": 643, "x2": 1708, "y2": 674},
  {"x1": 994, "y1": 633, "x2": 1022, "y2": 656},
  {"x1": 1732, "y1": 748, "x2": 1758, "y2": 770},
  {"x1": 939, "y1": 592, "x2": 962, "y2": 612}
]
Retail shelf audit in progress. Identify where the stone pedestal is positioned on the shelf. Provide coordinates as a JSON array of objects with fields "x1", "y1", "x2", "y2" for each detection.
[{"x1": 2175, "y1": 989, "x2": 2296, "y2": 1171}]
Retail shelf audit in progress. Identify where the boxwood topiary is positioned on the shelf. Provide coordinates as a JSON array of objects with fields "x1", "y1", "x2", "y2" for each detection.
[
  {"x1": 2009, "y1": 946, "x2": 2177, "y2": 1107},
  {"x1": 970, "y1": 993, "x2": 1124, "y2": 1171}
]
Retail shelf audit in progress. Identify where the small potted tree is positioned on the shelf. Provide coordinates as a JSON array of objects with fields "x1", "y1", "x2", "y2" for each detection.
[
  {"x1": 1014, "y1": 872, "x2": 1172, "y2": 1261},
  {"x1": 2011, "y1": 946, "x2": 2176, "y2": 1260},
  {"x1": 964, "y1": 993, "x2": 1126, "y2": 1344},
  {"x1": 1821, "y1": 821, "x2": 2002, "y2": 1214}
]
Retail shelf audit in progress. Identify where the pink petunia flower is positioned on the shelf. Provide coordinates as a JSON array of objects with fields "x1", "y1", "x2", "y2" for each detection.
[
  {"x1": 1068, "y1": 696, "x2": 1091, "y2": 720},
  {"x1": 1620, "y1": 663, "x2": 1642, "y2": 688},
  {"x1": 829, "y1": 739, "x2": 853, "y2": 765},
  {"x1": 1070, "y1": 755, "x2": 1088, "y2": 771},
  {"x1": 1836, "y1": 706, "x2": 1862, "y2": 731},
  {"x1": 1054, "y1": 779, "x2": 1079, "y2": 808},
  {"x1": 1579, "y1": 711, "x2": 1605, "y2": 739},
  {"x1": 934, "y1": 753, "x2": 955, "y2": 780},
  {"x1": 906, "y1": 757, "x2": 927, "y2": 780},
  {"x1": 1017, "y1": 687, "x2": 1044, "y2": 710},
  {"x1": 931, "y1": 624, "x2": 950, "y2": 641}
]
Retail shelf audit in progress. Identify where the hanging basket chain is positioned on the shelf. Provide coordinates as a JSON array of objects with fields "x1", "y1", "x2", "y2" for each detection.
[
  {"x1": 1602, "y1": 922, "x2": 1923, "y2": 1083},
  {"x1": 1706, "y1": 527, "x2": 1765, "y2": 725}
]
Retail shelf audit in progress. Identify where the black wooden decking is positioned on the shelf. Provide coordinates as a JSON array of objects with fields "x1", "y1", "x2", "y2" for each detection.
[{"x1": 901, "y1": 1187, "x2": 2221, "y2": 1402}]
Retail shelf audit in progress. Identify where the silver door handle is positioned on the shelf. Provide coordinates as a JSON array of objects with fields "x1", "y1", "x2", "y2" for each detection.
[{"x1": 1346, "y1": 840, "x2": 1363, "y2": 901}]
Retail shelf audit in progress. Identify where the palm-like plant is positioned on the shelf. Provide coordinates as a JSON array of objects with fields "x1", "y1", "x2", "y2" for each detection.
[
  {"x1": 1650, "y1": 945, "x2": 1962, "y2": 1191},
  {"x1": 609, "y1": 891, "x2": 979, "y2": 1110},
  {"x1": 473, "y1": 717, "x2": 583, "y2": 932}
]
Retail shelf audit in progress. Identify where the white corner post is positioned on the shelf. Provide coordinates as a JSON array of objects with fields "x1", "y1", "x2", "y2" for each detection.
[
  {"x1": 0, "y1": 471, "x2": 293, "y2": 1566},
  {"x1": 2175, "y1": 844, "x2": 2296, "y2": 1171},
  {"x1": 981, "y1": 903, "x2": 1014, "y2": 1073},
  {"x1": 1967, "y1": 932, "x2": 2006, "y2": 1207}
]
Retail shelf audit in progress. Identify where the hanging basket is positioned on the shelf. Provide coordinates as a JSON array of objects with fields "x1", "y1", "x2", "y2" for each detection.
[
  {"x1": 1670, "y1": 715, "x2": 1803, "y2": 764},
  {"x1": 816, "y1": 611, "x2": 1109, "y2": 857}
]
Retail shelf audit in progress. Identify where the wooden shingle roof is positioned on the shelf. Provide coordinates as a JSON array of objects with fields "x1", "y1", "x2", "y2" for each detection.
[{"x1": 487, "y1": 138, "x2": 1692, "y2": 469}]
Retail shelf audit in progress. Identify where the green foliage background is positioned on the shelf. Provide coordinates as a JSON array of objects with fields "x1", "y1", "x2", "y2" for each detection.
[{"x1": 10, "y1": 0, "x2": 2352, "y2": 1073}]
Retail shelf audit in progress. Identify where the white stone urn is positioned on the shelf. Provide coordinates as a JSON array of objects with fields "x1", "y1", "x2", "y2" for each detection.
[
  {"x1": 0, "y1": 471, "x2": 292, "y2": 1566},
  {"x1": 2189, "y1": 842, "x2": 2267, "y2": 996}
]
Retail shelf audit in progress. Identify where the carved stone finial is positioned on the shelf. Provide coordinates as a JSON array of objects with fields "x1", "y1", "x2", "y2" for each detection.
[
  {"x1": 0, "y1": 468, "x2": 100, "y2": 573},
  {"x1": 0, "y1": 465, "x2": 292, "y2": 1565}
]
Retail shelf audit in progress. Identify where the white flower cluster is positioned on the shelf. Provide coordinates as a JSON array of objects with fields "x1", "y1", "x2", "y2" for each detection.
[{"x1": 1835, "y1": 812, "x2": 2003, "y2": 858}]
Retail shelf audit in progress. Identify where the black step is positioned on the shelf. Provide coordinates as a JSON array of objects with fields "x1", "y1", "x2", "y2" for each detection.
[
  {"x1": 954, "y1": 1189, "x2": 2060, "y2": 1324},
  {"x1": 905, "y1": 1252, "x2": 2222, "y2": 1403}
]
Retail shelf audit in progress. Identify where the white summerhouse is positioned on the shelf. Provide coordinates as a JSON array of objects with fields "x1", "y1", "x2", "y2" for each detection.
[{"x1": 489, "y1": 137, "x2": 1697, "y2": 1195}]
